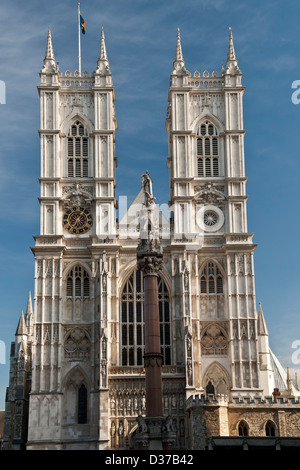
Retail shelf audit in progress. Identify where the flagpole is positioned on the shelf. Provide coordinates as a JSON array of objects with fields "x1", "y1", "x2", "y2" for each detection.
[{"x1": 78, "y1": 2, "x2": 81, "y2": 76}]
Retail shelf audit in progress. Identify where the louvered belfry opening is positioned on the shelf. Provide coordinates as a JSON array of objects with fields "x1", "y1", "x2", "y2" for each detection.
[{"x1": 67, "y1": 121, "x2": 89, "y2": 177}]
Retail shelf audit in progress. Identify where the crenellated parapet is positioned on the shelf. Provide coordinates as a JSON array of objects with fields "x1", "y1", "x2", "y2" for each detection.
[{"x1": 187, "y1": 393, "x2": 300, "y2": 407}]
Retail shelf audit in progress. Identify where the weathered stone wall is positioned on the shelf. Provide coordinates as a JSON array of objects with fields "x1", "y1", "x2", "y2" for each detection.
[
  {"x1": 187, "y1": 396, "x2": 300, "y2": 449},
  {"x1": 228, "y1": 406, "x2": 300, "y2": 437}
]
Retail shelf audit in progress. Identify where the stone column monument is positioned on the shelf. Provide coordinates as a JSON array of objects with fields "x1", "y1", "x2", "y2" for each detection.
[{"x1": 135, "y1": 171, "x2": 176, "y2": 450}]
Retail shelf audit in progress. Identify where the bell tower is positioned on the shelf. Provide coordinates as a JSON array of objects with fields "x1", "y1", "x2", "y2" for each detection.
[
  {"x1": 27, "y1": 27, "x2": 117, "y2": 450},
  {"x1": 38, "y1": 27, "x2": 117, "y2": 238},
  {"x1": 166, "y1": 28, "x2": 273, "y2": 398}
]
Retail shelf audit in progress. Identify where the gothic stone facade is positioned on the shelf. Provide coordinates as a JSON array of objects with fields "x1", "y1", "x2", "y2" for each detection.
[{"x1": 3, "y1": 28, "x2": 300, "y2": 450}]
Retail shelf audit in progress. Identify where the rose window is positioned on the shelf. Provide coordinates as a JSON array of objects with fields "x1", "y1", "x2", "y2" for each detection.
[{"x1": 204, "y1": 211, "x2": 218, "y2": 226}]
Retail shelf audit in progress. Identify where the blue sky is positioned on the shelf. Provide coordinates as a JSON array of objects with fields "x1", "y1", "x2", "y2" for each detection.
[{"x1": 0, "y1": 0, "x2": 300, "y2": 408}]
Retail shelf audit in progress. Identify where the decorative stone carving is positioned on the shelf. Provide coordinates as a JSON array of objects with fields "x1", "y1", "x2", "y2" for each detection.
[
  {"x1": 63, "y1": 327, "x2": 91, "y2": 359},
  {"x1": 141, "y1": 170, "x2": 155, "y2": 207},
  {"x1": 144, "y1": 353, "x2": 163, "y2": 368},
  {"x1": 203, "y1": 362, "x2": 231, "y2": 396},
  {"x1": 201, "y1": 324, "x2": 228, "y2": 355},
  {"x1": 137, "y1": 253, "x2": 163, "y2": 277},
  {"x1": 183, "y1": 268, "x2": 189, "y2": 291},
  {"x1": 102, "y1": 271, "x2": 107, "y2": 293},
  {"x1": 185, "y1": 327, "x2": 193, "y2": 386},
  {"x1": 194, "y1": 183, "x2": 225, "y2": 204},
  {"x1": 62, "y1": 183, "x2": 94, "y2": 196},
  {"x1": 62, "y1": 182, "x2": 93, "y2": 208}
]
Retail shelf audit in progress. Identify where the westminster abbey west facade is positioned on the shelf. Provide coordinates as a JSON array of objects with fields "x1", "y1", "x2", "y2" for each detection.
[{"x1": 3, "y1": 27, "x2": 300, "y2": 451}]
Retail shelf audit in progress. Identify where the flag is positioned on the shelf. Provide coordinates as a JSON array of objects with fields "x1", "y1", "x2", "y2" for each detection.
[{"x1": 80, "y1": 11, "x2": 86, "y2": 34}]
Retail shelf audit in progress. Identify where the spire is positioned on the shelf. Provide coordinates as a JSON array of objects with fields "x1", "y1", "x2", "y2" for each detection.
[
  {"x1": 26, "y1": 291, "x2": 33, "y2": 316},
  {"x1": 100, "y1": 26, "x2": 108, "y2": 62},
  {"x1": 172, "y1": 28, "x2": 187, "y2": 75},
  {"x1": 95, "y1": 27, "x2": 110, "y2": 74},
  {"x1": 287, "y1": 367, "x2": 293, "y2": 395},
  {"x1": 174, "y1": 28, "x2": 184, "y2": 63},
  {"x1": 226, "y1": 28, "x2": 236, "y2": 63},
  {"x1": 41, "y1": 27, "x2": 57, "y2": 73},
  {"x1": 25, "y1": 291, "x2": 33, "y2": 335},
  {"x1": 45, "y1": 26, "x2": 55, "y2": 61},
  {"x1": 257, "y1": 302, "x2": 269, "y2": 336},
  {"x1": 225, "y1": 27, "x2": 241, "y2": 74},
  {"x1": 15, "y1": 311, "x2": 27, "y2": 336}
]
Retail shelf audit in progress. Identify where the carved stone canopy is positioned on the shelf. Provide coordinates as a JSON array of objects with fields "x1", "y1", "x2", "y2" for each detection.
[
  {"x1": 62, "y1": 183, "x2": 93, "y2": 209},
  {"x1": 194, "y1": 183, "x2": 226, "y2": 204}
]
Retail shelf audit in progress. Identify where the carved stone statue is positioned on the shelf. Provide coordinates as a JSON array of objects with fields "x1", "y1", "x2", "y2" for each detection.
[{"x1": 141, "y1": 171, "x2": 155, "y2": 207}]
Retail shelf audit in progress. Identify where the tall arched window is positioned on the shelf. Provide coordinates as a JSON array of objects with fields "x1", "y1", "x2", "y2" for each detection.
[
  {"x1": 78, "y1": 384, "x2": 87, "y2": 424},
  {"x1": 67, "y1": 120, "x2": 89, "y2": 177},
  {"x1": 200, "y1": 261, "x2": 223, "y2": 294},
  {"x1": 196, "y1": 121, "x2": 219, "y2": 177},
  {"x1": 67, "y1": 266, "x2": 90, "y2": 298},
  {"x1": 121, "y1": 269, "x2": 171, "y2": 366},
  {"x1": 200, "y1": 261, "x2": 224, "y2": 318}
]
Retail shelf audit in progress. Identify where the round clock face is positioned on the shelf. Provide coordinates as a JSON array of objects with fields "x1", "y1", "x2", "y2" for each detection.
[{"x1": 63, "y1": 206, "x2": 93, "y2": 234}]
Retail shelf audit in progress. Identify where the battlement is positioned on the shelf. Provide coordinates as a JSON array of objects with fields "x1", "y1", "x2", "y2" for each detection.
[
  {"x1": 186, "y1": 394, "x2": 229, "y2": 407},
  {"x1": 231, "y1": 395, "x2": 300, "y2": 406},
  {"x1": 186, "y1": 393, "x2": 300, "y2": 408}
]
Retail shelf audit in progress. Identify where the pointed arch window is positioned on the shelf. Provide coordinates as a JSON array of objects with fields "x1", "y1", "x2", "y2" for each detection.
[
  {"x1": 196, "y1": 121, "x2": 219, "y2": 177},
  {"x1": 66, "y1": 266, "x2": 90, "y2": 298},
  {"x1": 121, "y1": 269, "x2": 171, "y2": 366},
  {"x1": 200, "y1": 261, "x2": 224, "y2": 318},
  {"x1": 67, "y1": 120, "x2": 89, "y2": 178},
  {"x1": 238, "y1": 420, "x2": 249, "y2": 436},
  {"x1": 200, "y1": 261, "x2": 223, "y2": 294},
  {"x1": 265, "y1": 420, "x2": 276, "y2": 437}
]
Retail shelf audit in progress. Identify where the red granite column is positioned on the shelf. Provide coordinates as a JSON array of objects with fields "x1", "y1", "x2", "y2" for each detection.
[
  {"x1": 134, "y1": 172, "x2": 176, "y2": 450},
  {"x1": 143, "y1": 272, "x2": 163, "y2": 417}
]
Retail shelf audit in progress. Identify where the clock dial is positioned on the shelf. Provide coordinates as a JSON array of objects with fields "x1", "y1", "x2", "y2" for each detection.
[{"x1": 63, "y1": 206, "x2": 93, "y2": 234}]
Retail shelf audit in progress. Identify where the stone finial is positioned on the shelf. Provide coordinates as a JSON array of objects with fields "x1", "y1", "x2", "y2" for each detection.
[
  {"x1": 172, "y1": 28, "x2": 188, "y2": 75},
  {"x1": 41, "y1": 27, "x2": 57, "y2": 73},
  {"x1": 257, "y1": 302, "x2": 269, "y2": 336},
  {"x1": 26, "y1": 291, "x2": 33, "y2": 316},
  {"x1": 174, "y1": 28, "x2": 184, "y2": 63},
  {"x1": 295, "y1": 372, "x2": 299, "y2": 390},
  {"x1": 25, "y1": 291, "x2": 34, "y2": 335},
  {"x1": 95, "y1": 27, "x2": 110, "y2": 74},
  {"x1": 225, "y1": 27, "x2": 241, "y2": 75},
  {"x1": 227, "y1": 28, "x2": 236, "y2": 62},
  {"x1": 15, "y1": 311, "x2": 27, "y2": 336},
  {"x1": 287, "y1": 367, "x2": 293, "y2": 395}
]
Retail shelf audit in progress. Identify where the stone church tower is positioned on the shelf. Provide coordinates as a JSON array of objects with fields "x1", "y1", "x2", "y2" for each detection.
[
  {"x1": 4, "y1": 27, "x2": 300, "y2": 451},
  {"x1": 166, "y1": 27, "x2": 267, "y2": 397}
]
